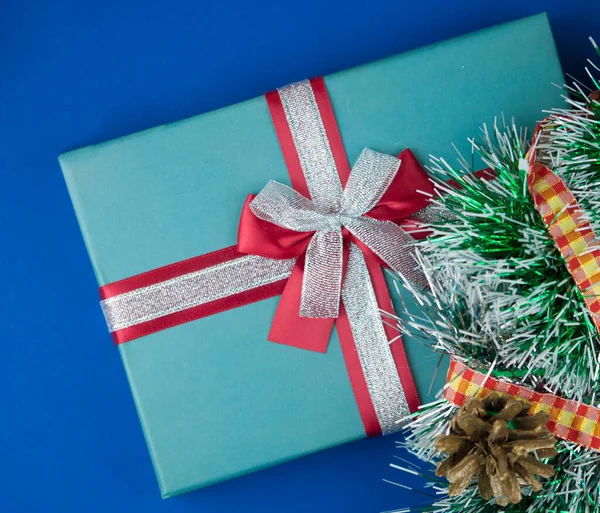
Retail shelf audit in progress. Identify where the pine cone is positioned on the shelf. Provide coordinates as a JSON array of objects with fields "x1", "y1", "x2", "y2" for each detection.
[{"x1": 435, "y1": 393, "x2": 557, "y2": 506}]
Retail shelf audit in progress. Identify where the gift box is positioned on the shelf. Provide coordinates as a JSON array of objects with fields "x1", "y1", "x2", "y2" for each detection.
[{"x1": 59, "y1": 13, "x2": 564, "y2": 498}]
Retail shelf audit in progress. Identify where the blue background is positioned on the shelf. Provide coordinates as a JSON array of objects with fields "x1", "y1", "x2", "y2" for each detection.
[{"x1": 1, "y1": 1, "x2": 598, "y2": 512}]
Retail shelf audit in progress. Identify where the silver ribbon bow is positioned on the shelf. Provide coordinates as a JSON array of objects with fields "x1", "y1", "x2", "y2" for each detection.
[{"x1": 250, "y1": 148, "x2": 426, "y2": 319}]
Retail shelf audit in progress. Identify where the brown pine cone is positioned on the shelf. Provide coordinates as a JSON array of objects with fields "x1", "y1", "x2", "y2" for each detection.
[{"x1": 435, "y1": 393, "x2": 557, "y2": 506}]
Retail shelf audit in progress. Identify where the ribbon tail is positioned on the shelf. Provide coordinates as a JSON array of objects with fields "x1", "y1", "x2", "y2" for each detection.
[
  {"x1": 300, "y1": 230, "x2": 343, "y2": 318},
  {"x1": 268, "y1": 260, "x2": 335, "y2": 352},
  {"x1": 340, "y1": 243, "x2": 413, "y2": 435}
]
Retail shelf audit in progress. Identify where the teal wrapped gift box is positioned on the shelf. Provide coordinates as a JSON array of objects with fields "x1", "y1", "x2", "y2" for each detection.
[{"x1": 59, "y1": 13, "x2": 564, "y2": 498}]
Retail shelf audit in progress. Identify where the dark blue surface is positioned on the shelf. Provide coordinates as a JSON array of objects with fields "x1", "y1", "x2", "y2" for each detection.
[{"x1": 1, "y1": 1, "x2": 598, "y2": 512}]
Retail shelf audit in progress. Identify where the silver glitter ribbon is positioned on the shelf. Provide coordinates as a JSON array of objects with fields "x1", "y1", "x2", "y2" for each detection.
[{"x1": 101, "y1": 255, "x2": 295, "y2": 332}]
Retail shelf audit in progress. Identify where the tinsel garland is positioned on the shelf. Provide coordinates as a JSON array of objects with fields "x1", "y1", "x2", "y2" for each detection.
[{"x1": 391, "y1": 40, "x2": 600, "y2": 513}]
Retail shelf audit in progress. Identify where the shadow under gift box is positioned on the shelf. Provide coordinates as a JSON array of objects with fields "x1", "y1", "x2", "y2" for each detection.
[{"x1": 59, "y1": 13, "x2": 565, "y2": 498}]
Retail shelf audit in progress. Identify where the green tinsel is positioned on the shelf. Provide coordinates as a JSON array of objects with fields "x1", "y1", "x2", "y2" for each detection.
[
  {"x1": 407, "y1": 119, "x2": 600, "y2": 399},
  {"x1": 393, "y1": 41, "x2": 600, "y2": 513}
]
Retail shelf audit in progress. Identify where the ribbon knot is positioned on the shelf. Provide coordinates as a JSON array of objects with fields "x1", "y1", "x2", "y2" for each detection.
[
  {"x1": 248, "y1": 148, "x2": 427, "y2": 320},
  {"x1": 322, "y1": 213, "x2": 344, "y2": 231}
]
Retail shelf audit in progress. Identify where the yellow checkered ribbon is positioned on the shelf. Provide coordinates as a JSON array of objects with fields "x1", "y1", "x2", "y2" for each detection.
[
  {"x1": 445, "y1": 359, "x2": 600, "y2": 451},
  {"x1": 528, "y1": 162, "x2": 600, "y2": 332}
]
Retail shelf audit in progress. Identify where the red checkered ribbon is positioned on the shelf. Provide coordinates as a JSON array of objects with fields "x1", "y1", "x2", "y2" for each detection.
[
  {"x1": 527, "y1": 162, "x2": 600, "y2": 332},
  {"x1": 445, "y1": 359, "x2": 600, "y2": 451}
]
